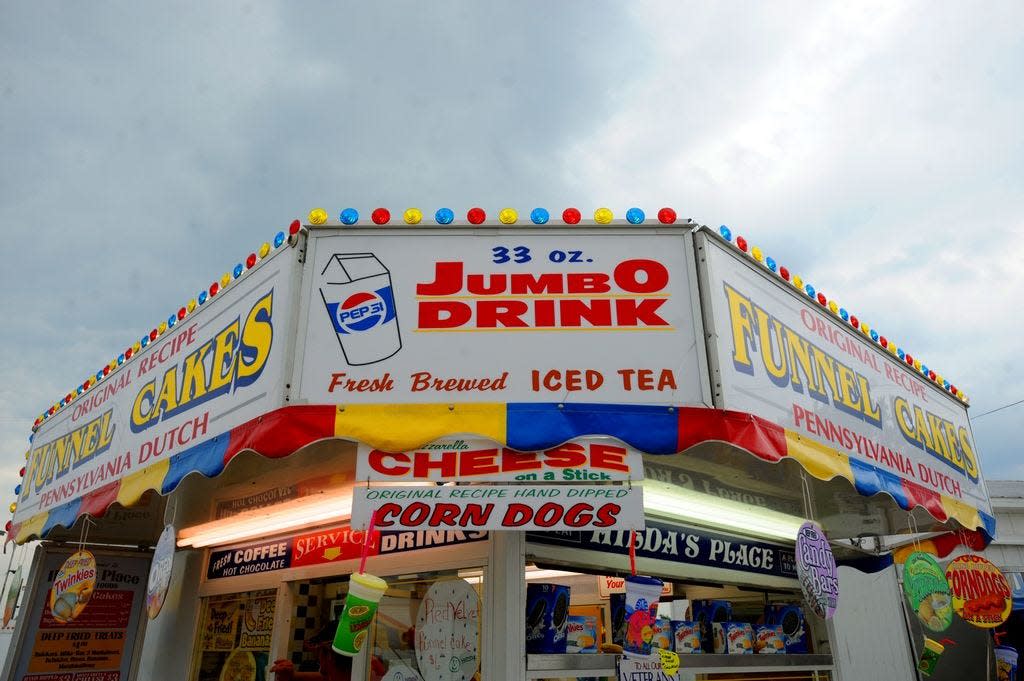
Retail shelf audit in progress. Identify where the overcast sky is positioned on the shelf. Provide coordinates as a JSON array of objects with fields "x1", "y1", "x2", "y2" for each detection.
[{"x1": 2, "y1": 1, "x2": 1022, "y2": 523}]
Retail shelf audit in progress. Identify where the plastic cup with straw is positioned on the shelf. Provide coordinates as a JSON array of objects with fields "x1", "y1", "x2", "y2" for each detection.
[{"x1": 333, "y1": 511, "x2": 388, "y2": 657}]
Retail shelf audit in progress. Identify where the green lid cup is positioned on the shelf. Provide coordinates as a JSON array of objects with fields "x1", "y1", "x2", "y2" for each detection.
[
  {"x1": 917, "y1": 638, "x2": 945, "y2": 677},
  {"x1": 333, "y1": 572, "x2": 389, "y2": 657}
]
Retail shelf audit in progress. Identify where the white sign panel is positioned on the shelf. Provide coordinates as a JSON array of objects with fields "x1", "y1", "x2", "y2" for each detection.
[
  {"x1": 356, "y1": 437, "x2": 645, "y2": 483},
  {"x1": 701, "y1": 235, "x2": 991, "y2": 515},
  {"x1": 297, "y1": 229, "x2": 707, "y2": 406},
  {"x1": 415, "y1": 579, "x2": 480, "y2": 681},
  {"x1": 17, "y1": 251, "x2": 298, "y2": 525},
  {"x1": 619, "y1": 656, "x2": 678, "y2": 681},
  {"x1": 353, "y1": 485, "x2": 644, "y2": 531}
]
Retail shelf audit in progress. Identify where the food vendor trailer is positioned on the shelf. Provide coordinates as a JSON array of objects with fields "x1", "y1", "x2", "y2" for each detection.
[{"x1": 1, "y1": 207, "x2": 995, "y2": 681}]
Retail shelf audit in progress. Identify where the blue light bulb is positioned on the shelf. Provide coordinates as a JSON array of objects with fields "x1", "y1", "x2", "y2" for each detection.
[
  {"x1": 530, "y1": 208, "x2": 550, "y2": 225},
  {"x1": 273, "y1": 231, "x2": 286, "y2": 248},
  {"x1": 839, "y1": 308, "x2": 849, "y2": 321},
  {"x1": 719, "y1": 225, "x2": 732, "y2": 241},
  {"x1": 765, "y1": 257, "x2": 777, "y2": 272},
  {"x1": 626, "y1": 208, "x2": 645, "y2": 224},
  {"x1": 233, "y1": 264, "x2": 244, "y2": 279},
  {"x1": 198, "y1": 291, "x2": 208, "y2": 305},
  {"x1": 870, "y1": 330, "x2": 879, "y2": 342},
  {"x1": 435, "y1": 208, "x2": 454, "y2": 225},
  {"x1": 340, "y1": 208, "x2": 359, "y2": 225},
  {"x1": 805, "y1": 284, "x2": 815, "y2": 298},
  {"x1": 140, "y1": 336, "x2": 149, "y2": 348},
  {"x1": 897, "y1": 349, "x2": 905, "y2": 360},
  {"x1": 921, "y1": 364, "x2": 929, "y2": 375},
  {"x1": 118, "y1": 354, "x2": 125, "y2": 365},
  {"x1": 167, "y1": 315, "x2": 176, "y2": 328},
  {"x1": 14, "y1": 485, "x2": 21, "y2": 495}
]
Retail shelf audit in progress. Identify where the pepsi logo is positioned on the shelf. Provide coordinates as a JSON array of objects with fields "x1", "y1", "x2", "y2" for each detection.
[{"x1": 327, "y1": 286, "x2": 397, "y2": 335}]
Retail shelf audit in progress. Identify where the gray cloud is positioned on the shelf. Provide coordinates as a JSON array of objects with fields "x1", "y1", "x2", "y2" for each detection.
[{"x1": 2, "y1": 1, "x2": 1022, "y2": 518}]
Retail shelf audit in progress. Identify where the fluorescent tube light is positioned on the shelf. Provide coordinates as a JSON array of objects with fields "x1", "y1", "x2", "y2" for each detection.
[
  {"x1": 178, "y1": 492, "x2": 354, "y2": 549},
  {"x1": 643, "y1": 482, "x2": 804, "y2": 542}
]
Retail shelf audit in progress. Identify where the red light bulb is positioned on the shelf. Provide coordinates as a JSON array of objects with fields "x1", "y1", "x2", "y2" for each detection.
[
  {"x1": 657, "y1": 207, "x2": 677, "y2": 224},
  {"x1": 928, "y1": 370, "x2": 936, "y2": 380},
  {"x1": 779, "y1": 266, "x2": 790, "y2": 281},
  {"x1": 246, "y1": 253, "x2": 257, "y2": 269},
  {"x1": 467, "y1": 207, "x2": 486, "y2": 224},
  {"x1": 149, "y1": 329, "x2": 158, "y2": 341},
  {"x1": 288, "y1": 219, "x2": 301, "y2": 235},
  {"x1": 371, "y1": 208, "x2": 391, "y2": 225},
  {"x1": 102, "y1": 365, "x2": 111, "y2": 376},
  {"x1": 735, "y1": 236, "x2": 748, "y2": 252},
  {"x1": 850, "y1": 316, "x2": 859, "y2": 328},
  {"x1": 210, "y1": 282, "x2": 220, "y2": 297},
  {"x1": 905, "y1": 354, "x2": 914, "y2": 365},
  {"x1": 177, "y1": 307, "x2": 187, "y2": 320},
  {"x1": 125, "y1": 348, "x2": 133, "y2": 360},
  {"x1": 18, "y1": 468, "x2": 24, "y2": 477},
  {"x1": 950, "y1": 386, "x2": 958, "y2": 395},
  {"x1": 879, "y1": 336, "x2": 888, "y2": 348},
  {"x1": 816, "y1": 292, "x2": 826, "y2": 306},
  {"x1": 562, "y1": 208, "x2": 581, "y2": 224}
]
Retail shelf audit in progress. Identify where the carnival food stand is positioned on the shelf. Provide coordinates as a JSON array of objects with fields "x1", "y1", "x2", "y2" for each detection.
[{"x1": 1, "y1": 207, "x2": 996, "y2": 681}]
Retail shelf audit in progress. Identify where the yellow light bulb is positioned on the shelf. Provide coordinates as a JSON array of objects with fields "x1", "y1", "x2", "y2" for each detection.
[
  {"x1": 259, "y1": 242, "x2": 271, "y2": 258},
  {"x1": 499, "y1": 208, "x2": 518, "y2": 224},
  {"x1": 188, "y1": 299, "x2": 197, "y2": 313},
  {"x1": 751, "y1": 246, "x2": 764, "y2": 262},
  {"x1": 828, "y1": 301, "x2": 838, "y2": 314},
  {"x1": 594, "y1": 208, "x2": 614, "y2": 224},
  {"x1": 133, "y1": 342, "x2": 141, "y2": 353},
  {"x1": 308, "y1": 208, "x2": 328, "y2": 225},
  {"x1": 403, "y1": 208, "x2": 423, "y2": 225},
  {"x1": 793, "y1": 275, "x2": 804, "y2": 289},
  {"x1": 221, "y1": 273, "x2": 231, "y2": 288}
]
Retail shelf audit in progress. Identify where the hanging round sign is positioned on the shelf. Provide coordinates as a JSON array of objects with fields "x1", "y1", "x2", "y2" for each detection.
[
  {"x1": 146, "y1": 524, "x2": 176, "y2": 619},
  {"x1": 795, "y1": 522, "x2": 838, "y2": 619},
  {"x1": 50, "y1": 549, "x2": 96, "y2": 623},
  {"x1": 415, "y1": 579, "x2": 479, "y2": 681},
  {"x1": 902, "y1": 551, "x2": 953, "y2": 631},
  {"x1": 3, "y1": 565, "x2": 23, "y2": 627},
  {"x1": 945, "y1": 554, "x2": 1011, "y2": 628}
]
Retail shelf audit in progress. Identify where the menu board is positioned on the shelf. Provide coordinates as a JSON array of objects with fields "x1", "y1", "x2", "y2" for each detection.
[
  {"x1": 191, "y1": 590, "x2": 276, "y2": 681},
  {"x1": 9, "y1": 549, "x2": 150, "y2": 681}
]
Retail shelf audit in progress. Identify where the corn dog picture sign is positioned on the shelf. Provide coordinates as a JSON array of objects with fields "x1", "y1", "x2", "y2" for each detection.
[{"x1": 50, "y1": 549, "x2": 97, "y2": 623}]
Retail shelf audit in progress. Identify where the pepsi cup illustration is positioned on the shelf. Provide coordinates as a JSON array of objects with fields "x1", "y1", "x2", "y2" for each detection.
[{"x1": 320, "y1": 253, "x2": 402, "y2": 365}]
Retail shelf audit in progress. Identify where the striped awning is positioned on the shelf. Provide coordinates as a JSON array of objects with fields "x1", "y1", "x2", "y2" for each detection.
[{"x1": 11, "y1": 402, "x2": 997, "y2": 543}]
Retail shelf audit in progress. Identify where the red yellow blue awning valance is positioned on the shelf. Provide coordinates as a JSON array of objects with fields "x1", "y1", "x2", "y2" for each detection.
[{"x1": 11, "y1": 402, "x2": 996, "y2": 544}]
